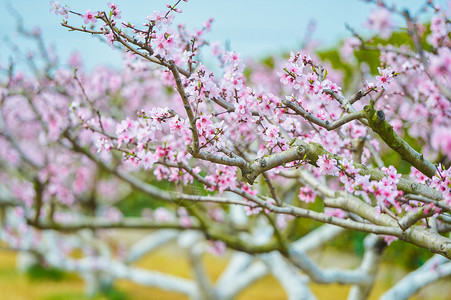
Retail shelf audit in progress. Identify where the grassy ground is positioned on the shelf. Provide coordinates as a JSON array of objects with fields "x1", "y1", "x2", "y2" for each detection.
[{"x1": 0, "y1": 239, "x2": 449, "y2": 300}]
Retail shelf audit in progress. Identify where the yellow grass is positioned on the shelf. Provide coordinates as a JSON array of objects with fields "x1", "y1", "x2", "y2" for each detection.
[{"x1": 0, "y1": 244, "x2": 449, "y2": 300}]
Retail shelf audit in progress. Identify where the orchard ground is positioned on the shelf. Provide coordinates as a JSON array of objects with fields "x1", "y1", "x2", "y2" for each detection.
[{"x1": 1, "y1": 229, "x2": 449, "y2": 300}]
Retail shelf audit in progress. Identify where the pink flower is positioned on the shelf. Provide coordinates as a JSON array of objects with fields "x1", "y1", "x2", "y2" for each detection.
[
  {"x1": 276, "y1": 214, "x2": 294, "y2": 229},
  {"x1": 410, "y1": 167, "x2": 428, "y2": 184},
  {"x1": 196, "y1": 115, "x2": 212, "y2": 133},
  {"x1": 234, "y1": 101, "x2": 251, "y2": 120},
  {"x1": 262, "y1": 124, "x2": 281, "y2": 147},
  {"x1": 340, "y1": 37, "x2": 360, "y2": 60},
  {"x1": 316, "y1": 109, "x2": 327, "y2": 120},
  {"x1": 241, "y1": 182, "x2": 257, "y2": 196},
  {"x1": 67, "y1": 51, "x2": 82, "y2": 68},
  {"x1": 444, "y1": 193, "x2": 451, "y2": 206},
  {"x1": 137, "y1": 151, "x2": 157, "y2": 170},
  {"x1": 49, "y1": 1, "x2": 61, "y2": 14},
  {"x1": 382, "y1": 165, "x2": 401, "y2": 185},
  {"x1": 427, "y1": 15, "x2": 450, "y2": 47},
  {"x1": 340, "y1": 159, "x2": 360, "y2": 176},
  {"x1": 429, "y1": 48, "x2": 451, "y2": 78},
  {"x1": 50, "y1": 1, "x2": 70, "y2": 19},
  {"x1": 206, "y1": 240, "x2": 226, "y2": 256},
  {"x1": 431, "y1": 126, "x2": 451, "y2": 159},
  {"x1": 105, "y1": 31, "x2": 116, "y2": 47},
  {"x1": 154, "y1": 207, "x2": 172, "y2": 222},
  {"x1": 82, "y1": 9, "x2": 98, "y2": 24},
  {"x1": 108, "y1": 2, "x2": 121, "y2": 19},
  {"x1": 317, "y1": 154, "x2": 339, "y2": 176},
  {"x1": 169, "y1": 116, "x2": 188, "y2": 136},
  {"x1": 324, "y1": 208, "x2": 346, "y2": 219},
  {"x1": 364, "y1": 8, "x2": 395, "y2": 39},
  {"x1": 382, "y1": 235, "x2": 398, "y2": 245},
  {"x1": 95, "y1": 138, "x2": 112, "y2": 154},
  {"x1": 178, "y1": 207, "x2": 192, "y2": 228},
  {"x1": 102, "y1": 207, "x2": 123, "y2": 222},
  {"x1": 299, "y1": 186, "x2": 316, "y2": 203},
  {"x1": 223, "y1": 51, "x2": 240, "y2": 64},
  {"x1": 205, "y1": 165, "x2": 237, "y2": 194},
  {"x1": 353, "y1": 174, "x2": 371, "y2": 191},
  {"x1": 376, "y1": 67, "x2": 395, "y2": 89}
]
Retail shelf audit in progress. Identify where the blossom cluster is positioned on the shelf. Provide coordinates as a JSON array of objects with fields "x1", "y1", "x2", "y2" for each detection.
[{"x1": 0, "y1": 1, "x2": 450, "y2": 274}]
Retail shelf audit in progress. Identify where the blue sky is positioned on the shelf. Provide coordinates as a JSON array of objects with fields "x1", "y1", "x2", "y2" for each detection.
[{"x1": 0, "y1": 0, "x2": 448, "y2": 71}]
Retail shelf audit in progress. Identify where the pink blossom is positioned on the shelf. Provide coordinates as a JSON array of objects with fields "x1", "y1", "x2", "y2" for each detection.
[
  {"x1": 352, "y1": 174, "x2": 372, "y2": 203},
  {"x1": 105, "y1": 31, "x2": 116, "y2": 47},
  {"x1": 382, "y1": 235, "x2": 398, "y2": 245},
  {"x1": 178, "y1": 207, "x2": 192, "y2": 228},
  {"x1": 102, "y1": 207, "x2": 123, "y2": 222},
  {"x1": 410, "y1": 167, "x2": 429, "y2": 184},
  {"x1": 108, "y1": 2, "x2": 121, "y2": 19},
  {"x1": 223, "y1": 51, "x2": 240, "y2": 64},
  {"x1": 205, "y1": 165, "x2": 237, "y2": 193},
  {"x1": 169, "y1": 116, "x2": 188, "y2": 136},
  {"x1": 299, "y1": 186, "x2": 316, "y2": 203},
  {"x1": 427, "y1": 15, "x2": 450, "y2": 47},
  {"x1": 444, "y1": 193, "x2": 451, "y2": 206},
  {"x1": 327, "y1": 81, "x2": 342, "y2": 93},
  {"x1": 429, "y1": 48, "x2": 451, "y2": 79},
  {"x1": 82, "y1": 9, "x2": 98, "y2": 25},
  {"x1": 154, "y1": 145, "x2": 172, "y2": 160},
  {"x1": 49, "y1": 1, "x2": 70, "y2": 19},
  {"x1": 340, "y1": 37, "x2": 360, "y2": 60},
  {"x1": 305, "y1": 73, "x2": 320, "y2": 94},
  {"x1": 153, "y1": 33, "x2": 168, "y2": 58},
  {"x1": 382, "y1": 165, "x2": 401, "y2": 185},
  {"x1": 73, "y1": 167, "x2": 90, "y2": 193},
  {"x1": 340, "y1": 174, "x2": 355, "y2": 193},
  {"x1": 376, "y1": 67, "x2": 395, "y2": 89},
  {"x1": 244, "y1": 205, "x2": 263, "y2": 216},
  {"x1": 95, "y1": 138, "x2": 112, "y2": 154},
  {"x1": 148, "y1": 107, "x2": 172, "y2": 130},
  {"x1": 241, "y1": 182, "x2": 257, "y2": 196},
  {"x1": 340, "y1": 159, "x2": 360, "y2": 176},
  {"x1": 276, "y1": 214, "x2": 295, "y2": 229},
  {"x1": 67, "y1": 51, "x2": 82, "y2": 68},
  {"x1": 147, "y1": 11, "x2": 174, "y2": 29},
  {"x1": 316, "y1": 109, "x2": 327, "y2": 120},
  {"x1": 207, "y1": 208, "x2": 224, "y2": 222},
  {"x1": 431, "y1": 126, "x2": 451, "y2": 159},
  {"x1": 137, "y1": 151, "x2": 157, "y2": 170},
  {"x1": 49, "y1": 1, "x2": 61, "y2": 14},
  {"x1": 196, "y1": 115, "x2": 212, "y2": 133},
  {"x1": 371, "y1": 179, "x2": 398, "y2": 209},
  {"x1": 364, "y1": 8, "x2": 395, "y2": 39},
  {"x1": 154, "y1": 207, "x2": 172, "y2": 222},
  {"x1": 317, "y1": 154, "x2": 339, "y2": 176},
  {"x1": 206, "y1": 240, "x2": 226, "y2": 256},
  {"x1": 262, "y1": 124, "x2": 281, "y2": 147},
  {"x1": 353, "y1": 174, "x2": 371, "y2": 191},
  {"x1": 324, "y1": 208, "x2": 346, "y2": 219}
]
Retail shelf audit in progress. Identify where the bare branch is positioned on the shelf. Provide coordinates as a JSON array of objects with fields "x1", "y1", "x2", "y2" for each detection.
[
  {"x1": 364, "y1": 101, "x2": 436, "y2": 178},
  {"x1": 168, "y1": 61, "x2": 200, "y2": 153},
  {"x1": 397, "y1": 206, "x2": 437, "y2": 231},
  {"x1": 27, "y1": 217, "x2": 200, "y2": 231},
  {"x1": 283, "y1": 98, "x2": 366, "y2": 131},
  {"x1": 381, "y1": 255, "x2": 451, "y2": 300}
]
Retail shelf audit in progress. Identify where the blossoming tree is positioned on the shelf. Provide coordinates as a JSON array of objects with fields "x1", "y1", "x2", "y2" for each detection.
[{"x1": 1, "y1": 0, "x2": 451, "y2": 299}]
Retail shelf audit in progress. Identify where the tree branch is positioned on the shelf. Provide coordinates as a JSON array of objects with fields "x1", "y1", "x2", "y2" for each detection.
[
  {"x1": 380, "y1": 255, "x2": 451, "y2": 300},
  {"x1": 364, "y1": 101, "x2": 436, "y2": 178},
  {"x1": 168, "y1": 61, "x2": 200, "y2": 153},
  {"x1": 283, "y1": 98, "x2": 366, "y2": 131}
]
